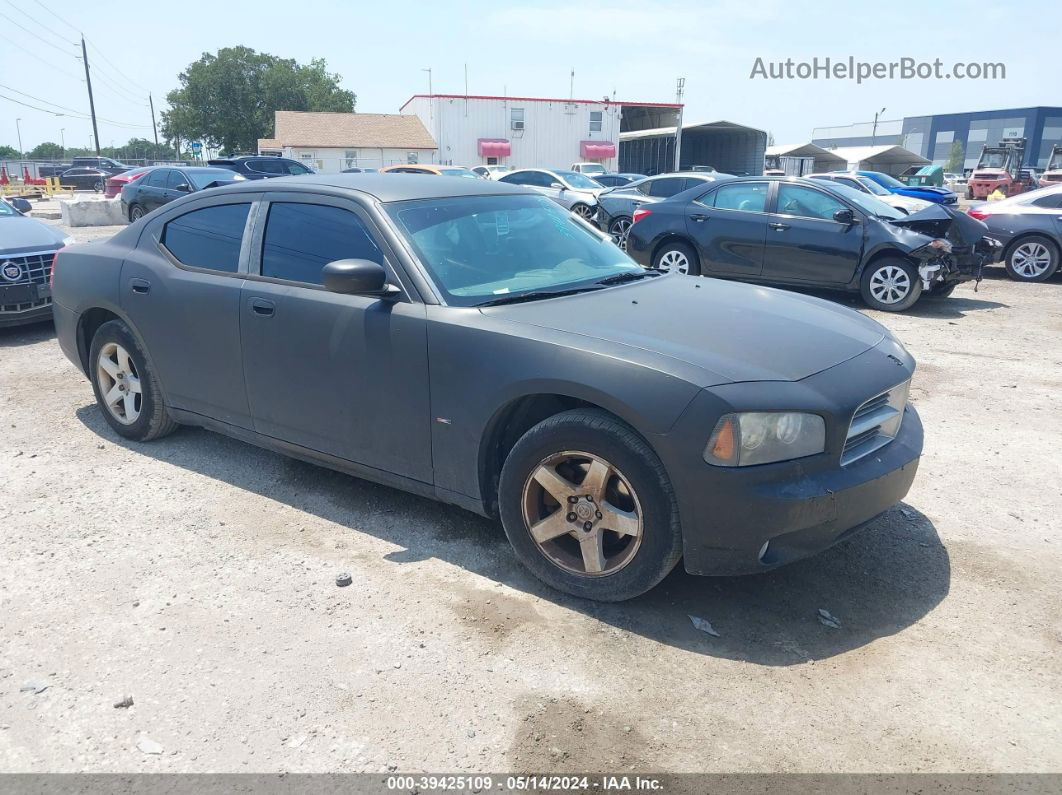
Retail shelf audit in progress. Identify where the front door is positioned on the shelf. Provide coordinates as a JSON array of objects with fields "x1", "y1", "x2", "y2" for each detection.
[
  {"x1": 137, "y1": 168, "x2": 171, "y2": 211},
  {"x1": 121, "y1": 197, "x2": 255, "y2": 428},
  {"x1": 239, "y1": 195, "x2": 432, "y2": 484},
  {"x1": 762, "y1": 182, "x2": 864, "y2": 285},
  {"x1": 686, "y1": 181, "x2": 770, "y2": 277}
]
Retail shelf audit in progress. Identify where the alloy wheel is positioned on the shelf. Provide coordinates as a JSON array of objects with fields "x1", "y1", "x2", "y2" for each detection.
[
  {"x1": 609, "y1": 218, "x2": 632, "y2": 250},
  {"x1": 131, "y1": 205, "x2": 145, "y2": 221},
  {"x1": 1011, "y1": 242, "x2": 1052, "y2": 278},
  {"x1": 96, "y1": 342, "x2": 142, "y2": 425},
  {"x1": 868, "y1": 264, "x2": 911, "y2": 305},
  {"x1": 521, "y1": 451, "x2": 643, "y2": 577},
  {"x1": 572, "y1": 204, "x2": 595, "y2": 220},
  {"x1": 658, "y1": 249, "x2": 690, "y2": 275}
]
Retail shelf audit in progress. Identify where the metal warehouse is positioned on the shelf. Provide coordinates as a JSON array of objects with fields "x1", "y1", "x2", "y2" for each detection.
[{"x1": 619, "y1": 121, "x2": 768, "y2": 176}]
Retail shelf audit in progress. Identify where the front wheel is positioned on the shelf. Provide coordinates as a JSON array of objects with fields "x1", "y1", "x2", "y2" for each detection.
[
  {"x1": 89, "y1": 320, "x2": 178, "y2": 441},
  {"x1": 652, "y1": 241, "x2": 700, "y2": 276},
  {"x1": 860, "y1": 258, "x2": 923, "y2": 312},
  {"x1": 93, "y1": 179, "x2": 104, "y2": 192},
  {"x1": 570, "y1": 203, "x2": 595, "y2": 221},
  {"x1": 1004, "y1": 236, "x2": 1059, "y2": 282},
  {"x1": 926, "y1": 283, "x2": 957, "y2": 299},
  {"x1": 608, "y1": 216, "x2": 632, "y2": 250},
  {"x1": 498, "y1": 409, "x2": 682, "y2": 601}
]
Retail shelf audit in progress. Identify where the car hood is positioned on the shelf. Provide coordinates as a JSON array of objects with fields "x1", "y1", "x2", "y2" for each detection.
[
  {"x1": 905, "y1": 186, "x2": 953, "y2": 196},
  {"x1": 0, "y1": 215, "x2": 67, "y2": 254},
  {"x1": 481, "y1": 275, "x2": 886, "y2": 386},
  {"x1": 888, "y1": 202, "x2": 991, "y2": 250}
]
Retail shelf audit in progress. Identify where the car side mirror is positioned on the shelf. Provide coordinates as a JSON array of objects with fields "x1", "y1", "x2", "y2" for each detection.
[
  {"x1": 550, "y1": 182, "x2": 565, "y2": 190},
  {"x1": 322, "y1": 259, "x2": 400, "y2": 298},
  {"x1": 175, "y1": 183, "x2": 191, "y2": 193},
  {"x1": 833, "y1": 208, "x2": 856, "y2": 224},
  {"x1": 11, "y1": 197, "x2": 32, "y2": 214}
]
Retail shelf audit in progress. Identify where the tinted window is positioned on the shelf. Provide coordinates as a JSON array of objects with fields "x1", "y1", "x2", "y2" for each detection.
[
  {"x1": 835, "y1": 177, "x2": 865, "y2": 192},
  {"x1": 163, "y1": 203, "x2": 250, "y2": 273},
  {"x1": 777, "y1": 184, "x2": 848, "y2": 221},
  {"x1": 1030, "y1": 193, "x2": 1062, "y2": 208},
  {"x1": 647, "y1": 177, "x2": 687, "y2": 198},
  {"x1": 166, "y1": 170, "x2": 188, "y2": 190},
  {"x1": 261, "y1": 203, "x2": 383, "y2": 285},
  {"x1": 249, "y1": 159, "x2": 284, "y2": 175},
  {"x1": 282, "y1": 160, "x2": 312, "y2": 175},
  {"x1": 144, "y1": 169, "x2": 169, "y2": 188},
  {"x1": 708, "y1": 182, "x2": 768, "y2": 212},
  {"x1": 502, "y1": 170, "x2": 550, "y2": 187}
]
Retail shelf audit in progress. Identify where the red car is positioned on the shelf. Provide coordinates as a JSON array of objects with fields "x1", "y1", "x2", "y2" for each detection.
[{"x1": 104, "y1": 166, "x2": 154, "y2": 199}]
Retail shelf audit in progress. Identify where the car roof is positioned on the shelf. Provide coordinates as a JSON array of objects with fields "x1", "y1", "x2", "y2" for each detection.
[{"x1": 201, "y1": 172, "x2": 536, "y2": 202}]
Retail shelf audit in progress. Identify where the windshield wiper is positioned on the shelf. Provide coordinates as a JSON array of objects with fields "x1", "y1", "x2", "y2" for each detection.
[
  {"x1": 594, "y1": 270, "x2": 661, "y2": 286},
  {"x1": 477, "y1": 286, "x2": 603, "y2": 307}
]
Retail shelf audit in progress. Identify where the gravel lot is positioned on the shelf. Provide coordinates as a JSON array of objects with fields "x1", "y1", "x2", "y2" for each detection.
[{"x1": 1, "y1": 218, "x2": 1060, "y2": 773}]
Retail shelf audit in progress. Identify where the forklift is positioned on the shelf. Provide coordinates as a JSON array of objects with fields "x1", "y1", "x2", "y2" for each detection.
[
  {"x1": 1038, "y1": 144, "x2": 1062, "y2": 187},
  {"x1": 967, "y1": 137, "x2": 1034, "y2": 199}
]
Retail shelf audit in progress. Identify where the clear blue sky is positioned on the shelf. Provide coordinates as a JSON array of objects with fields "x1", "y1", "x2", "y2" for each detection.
[{"x1": 1, "y1": 0, "x2": 1054, "y2": 152}]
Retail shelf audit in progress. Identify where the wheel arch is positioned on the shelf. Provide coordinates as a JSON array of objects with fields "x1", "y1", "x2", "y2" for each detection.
[
  {"x1": 650, "y1": 233, "x2": 699, "y2": 267},
  {"x1": 854, "y1": 246, "x2": 919, "y2": 284},
  {"x1": 1001, "y1": 230, "x2": 1061, "y2": 261}
]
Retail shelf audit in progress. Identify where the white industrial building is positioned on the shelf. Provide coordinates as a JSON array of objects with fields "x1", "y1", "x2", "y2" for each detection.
[
  {"x1": 399, "y1": 93, "x2": 683, "y2": 171},
  {"x1": 257, "y1": 111, "x2": 437, "y2": 172}
]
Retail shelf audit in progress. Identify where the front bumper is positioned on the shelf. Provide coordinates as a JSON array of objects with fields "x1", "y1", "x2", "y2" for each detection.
[{"x1": 656, "y1": 340, "x2": 924, "y2": 576}]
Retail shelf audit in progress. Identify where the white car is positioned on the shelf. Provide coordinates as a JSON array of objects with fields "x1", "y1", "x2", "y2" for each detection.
[
  {"x1": 809, "y1": 173, "x2": 932, "y2": 215},
  {"x1": 471, "y1": 165, "x2": 514, "y2": 180},
  {"x1": 569, "y1": 162, "x2": 608, "y2": 177},
  {"x1": 498, "y1": 168, "x2": 603, "y2": 220}
]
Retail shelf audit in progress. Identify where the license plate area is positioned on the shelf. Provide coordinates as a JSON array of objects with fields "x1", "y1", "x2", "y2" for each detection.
[{"x1": 0, "y1": 283, "x2": 48, "y2": 304}]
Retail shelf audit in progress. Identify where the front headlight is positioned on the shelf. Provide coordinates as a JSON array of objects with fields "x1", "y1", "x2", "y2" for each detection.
[{"x1": 704, "y1": 412, "x2": 826, "y2": 467}]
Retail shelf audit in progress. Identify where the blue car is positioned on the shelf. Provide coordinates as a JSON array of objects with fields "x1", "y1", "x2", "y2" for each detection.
[{"x1": 845, "y1": 170, "x2": 958, "y2": 205}]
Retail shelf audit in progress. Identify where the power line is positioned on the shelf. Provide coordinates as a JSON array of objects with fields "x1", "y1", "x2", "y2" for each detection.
[
  {"x1": 0, "y1": 9, "x2": 78, "y2": 57},
  {"x1": 0, "y1": 85, "x2": 153, "y2": 129},
  {"x1": 0, "y1": 30, "x2": 83, "y2": 80},
  {"x1": 87, "y1": 39, "x2": 150, "y2": 94},
  {"x1": 1, "y1": 0, "x2": 77, "y2": 45},
  {"x1": 30, "y1": 0, "x2": 80, "y2": 37},
  {"x1": 88, "y1": 65, "x2": 149, "y2": 105}
]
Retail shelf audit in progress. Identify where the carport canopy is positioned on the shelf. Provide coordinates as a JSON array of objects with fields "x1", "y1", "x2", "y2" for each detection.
[
  {"x1": 824, "y1": 145, "x2": 930, "y2": 176},
  {"x1": 766, "y1": 143, "x2": 847, "y2": 172},
  {"x1": 619, "y1": 120, "x2": 767, "y2": 176}
]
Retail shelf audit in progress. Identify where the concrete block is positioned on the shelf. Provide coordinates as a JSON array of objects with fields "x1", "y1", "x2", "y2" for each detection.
[{"x1": 59, "y1": 198, "x2": 127, "y2": 227}]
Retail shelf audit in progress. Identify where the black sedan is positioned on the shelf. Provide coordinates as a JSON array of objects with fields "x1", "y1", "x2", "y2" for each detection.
[
  {"x1": 591, "y1": 173, "x2": 647, "y2": 188},
  {"x1": 626, "y1": 175, "x2": 1000, "y2": 311},
  {"x1": 52, "y1": 174, "x2": 922, "y2": 601},
  {"x1": 967, "y1": 185, "x2": 1062, "y2": 281},
  {"x1": 120, "y1": 166, "x2": 245, "y2": 221},
  {"x1": 59, "y1": 167, "x2": 110, "y2": 192}
]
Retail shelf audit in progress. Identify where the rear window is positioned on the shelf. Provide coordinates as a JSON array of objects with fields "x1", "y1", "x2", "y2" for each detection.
[
  {"x1": 163, "y1": 203, "x2": 250, "y2": 273},
  {"x1": 707, "y1": 182, "x2": 769, "y2": 212}
]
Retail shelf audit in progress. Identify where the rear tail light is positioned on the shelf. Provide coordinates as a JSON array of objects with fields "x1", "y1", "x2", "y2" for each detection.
[
  {"x1": 50, "y1": 249, "x2": 61, "y2": 289},
  {"x1": 967, "y1": 209, "x2": 991, "y2": 221},
  {"x1": 632, "y1": 208, "x2": 652, "y2": 223}
]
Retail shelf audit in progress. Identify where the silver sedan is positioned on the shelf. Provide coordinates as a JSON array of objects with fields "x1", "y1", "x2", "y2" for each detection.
[{"x1": 497, "y1": 168, "x2": 603, "y2": 221}]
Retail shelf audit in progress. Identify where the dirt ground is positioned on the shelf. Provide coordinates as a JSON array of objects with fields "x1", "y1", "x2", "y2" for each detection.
[{"x1": 1, "y1": 218, "x2": 1060, "y2": 774}]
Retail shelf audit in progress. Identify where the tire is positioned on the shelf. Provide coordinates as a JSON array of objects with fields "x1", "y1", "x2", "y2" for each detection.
[
  {"x1": 652, "y1": 241, "x2": 700, "y2": 276},
  {"x1": 89, "y1": 319, "x2": 178, "y2": 441},
  {"x1": 1003, "y1": 235, "x2": 1059, "y2": 282},
  {"x1": 93, "y1": 179, "x2": 104, "y2": 192},
  {"x1": 926, "y1": 283, "x2": 957, "y2": 299},
  {"x1": 498, "y1": 408, "x2": 683, "y2": 602},
  {"x1": 966, "y1": 189, "x2": 974, "y2": 200},
  {"x1": 859, "y1": 257, "x2": 923, "y2": 312},
  {"x1": 129, "y1": 203, "x2": 145, "y2": 222},
  {"x1": 608, "y1": 216, "x2": 632, "y2": 250},
  {"x1": 570, "y1": 203, "x2": 595, "y2": 221}
]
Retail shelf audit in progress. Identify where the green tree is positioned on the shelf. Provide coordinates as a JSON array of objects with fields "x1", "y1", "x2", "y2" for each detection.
[
  {"x1": 945, "y1": 140, "x2": 965, "y2": 174},
  {"x1": 160, "y1": 46, "x2": 355, "y2": 153},
  {"x1": 0, "y1": 144, "x2": 20, "y2": 159},
  {"x1": 28, "y1": 142, "x2": 64, "y2": 160}
]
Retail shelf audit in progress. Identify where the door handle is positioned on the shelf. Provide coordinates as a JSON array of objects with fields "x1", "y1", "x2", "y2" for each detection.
[
  {"x1": 768, "y1": 222, "x2": 790, "y2": 231},
  {"x1": 690, "y1": 214, "x2": 708, "y2": 222},
  {"x1": 130, "y1": 278, "x2": 150, "y2": 294},
  {"x1": 249, "y1": 298, "x2": 275, "y2": 317}
]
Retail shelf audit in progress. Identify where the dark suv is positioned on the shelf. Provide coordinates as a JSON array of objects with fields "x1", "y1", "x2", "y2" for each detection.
[
  {"x1": 207, "y1": 156, "x2": 314, "y2": 180},
  {"x1": 70, "y1": 157, "x2": 131, "y2": 176}
]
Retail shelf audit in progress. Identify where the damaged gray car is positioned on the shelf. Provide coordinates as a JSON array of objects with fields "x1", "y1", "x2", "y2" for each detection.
[{"x1": 625, "y1": 175, "x2": 1002, "y2": 311}]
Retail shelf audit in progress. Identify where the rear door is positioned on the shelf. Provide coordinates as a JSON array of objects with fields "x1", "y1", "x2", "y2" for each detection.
[
  {"x1": 761, "y1": 182, "x2": 865, "y2": 285},
  {"x1": 121, "y1": 196, "x2": 257, "y2": 427},
  {"x1": 137, "y1": 169, "x2": 170, "y2": 210},
  {"x1": 238, "y1": 193, "x2": 432, "y2": 482},
  {"x1": 685, "y1": 181, "x2": 770, "y2": 277}
]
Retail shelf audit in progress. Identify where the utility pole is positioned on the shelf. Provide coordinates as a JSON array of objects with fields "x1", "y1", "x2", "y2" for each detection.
[
  {"x1": 149, "y1": 93, "x2": 159, "y2": 148},
  {"x1": 674, "y1": 77, "x2": 685, "y2": 172},
  {"x1": 872, "y1": 107, "x2": 886, "y2": 146},
  {"x1": 80, "y1": 36, "x2": 101, "y2": 156},
  {"x1": 60, "y1": 128, "x2": 65, "y2": 156},
  {"x1": 15, "y1": 118, "x2": 23, "y2": 158}
]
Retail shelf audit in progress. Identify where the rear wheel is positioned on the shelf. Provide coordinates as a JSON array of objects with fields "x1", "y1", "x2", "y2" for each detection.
[
  {"x1": 860, "y1": 257, "x2": 923, "y2": 312},
  {"x1": 1004, "y1": 236, "x2": 1059, "y2": 282},
  {"x1": 128, "y1": 203, "x2": 146, "y2": 222},
  {"x1": 89, "y1": 320, "x2": 178, "y2": 441},
  {"x1": 498, "y1": 409, "x2": 682, "y2": 601},
  {"x1": 608, "y1": 216, "x2": 632, "y2": 250},
  {"x1": 652, "y1": 241, "x2": 700, "y2": 276},
  {"x1": 93, "y1": 179, "x2": 104, "y2": 192}
]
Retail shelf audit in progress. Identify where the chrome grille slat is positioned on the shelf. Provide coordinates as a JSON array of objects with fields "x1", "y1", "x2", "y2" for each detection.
[
  {"x1": 842, "y1": 380, "x2": 910, "y2": 466},
  {"x1": 0, "y1": 251, "x2": 55, "y2": 314}
]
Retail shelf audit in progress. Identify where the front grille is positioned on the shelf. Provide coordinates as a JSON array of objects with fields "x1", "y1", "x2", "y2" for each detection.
[
  {"x1": 842, "y1": 380, "x2": 910, "y2": 466},
  {"x1": 972, "y1": 173, "x2": 999, "y2": 180},
  {"x1": 0, "y1": 250, "x2": 55, "y2": 315},
  {"x1": 1045, "y1": 174, "x2": 1062, "y2": 182}
]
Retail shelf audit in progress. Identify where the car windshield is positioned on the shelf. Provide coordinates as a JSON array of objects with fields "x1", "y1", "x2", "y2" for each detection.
[
  {"x1": 183, "y1": 168, "x2": 241, "y2": 189},
  {"x1": 439, "y1": 168, "x2": 481, "y2": 179},
  {"x1": 856, "y1": 177, "x2": 891, "y2": 196},
  {"x1": 865, "y1": 172, "x2": 907, "y2": 190},
  {"x1": 554, "y1": 171, "x2": 601, "y2": 189},
  {"x1": 387, "y1": 194, "x2": 641, "y2": 307},
  {"x1": 827, "y1": 183, "x2": 906, "y2": 220}
]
